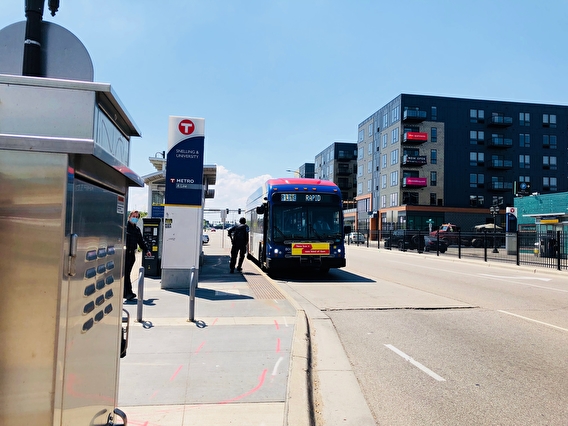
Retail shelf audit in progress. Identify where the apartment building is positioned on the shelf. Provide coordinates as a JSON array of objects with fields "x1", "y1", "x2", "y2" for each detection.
[
  {"x1": 357, "y1": 94, "x2": 568, "y2": 232},
  {"x1": 314, "y1": 142, "x2": 358, "y2": 208}
]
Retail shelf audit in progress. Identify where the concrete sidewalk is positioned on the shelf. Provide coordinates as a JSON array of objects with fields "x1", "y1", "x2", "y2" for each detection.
[{"x1": 118, "y1": 243, "x2": 311, "y2": 426}]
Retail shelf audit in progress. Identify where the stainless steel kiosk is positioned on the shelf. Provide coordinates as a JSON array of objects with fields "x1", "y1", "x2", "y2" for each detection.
[{"x1": 0, "y1": 74, "x2": 143, "y2": 425}]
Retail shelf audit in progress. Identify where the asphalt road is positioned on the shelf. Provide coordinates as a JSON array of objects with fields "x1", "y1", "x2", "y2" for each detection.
[{"x1": 275, "y1": 245, "x2": 568, "y2": 425}]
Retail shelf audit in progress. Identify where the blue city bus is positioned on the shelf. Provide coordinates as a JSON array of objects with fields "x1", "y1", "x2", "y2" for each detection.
[{"x1": 245, "y1": 178, "x2": 350, "y2": 274}]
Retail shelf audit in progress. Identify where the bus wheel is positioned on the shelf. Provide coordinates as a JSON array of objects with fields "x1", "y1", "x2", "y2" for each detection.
[{"x1": 319, "y1": 266, "x2": 330, "y2": 275}]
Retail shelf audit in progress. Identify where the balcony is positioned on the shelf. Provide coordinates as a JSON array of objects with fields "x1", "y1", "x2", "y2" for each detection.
[
  {"x1": 402, "y1": 155, "x2": 427, "y2": 166},
  {"x1": 488, "y1": 159, "x2": 513, "y2": 169},
  {"x1": 488, "y1": 136, "x2": 513, "y2": 148},
  {"x1": 402, "y1": 177, "x2": 427, "y2": 188},
  {"x1": 403, "y1": 132, "x2": 428, "y2": 144},
  {"x1": 490, "y1": 181, "x2": 513, "y2": 191},
  {"x1": 489, "y1": 114, "x2": 513, "y2": 127},
  {"x1": 403, "y1": 109, "x2": 427, "y2": 122}
]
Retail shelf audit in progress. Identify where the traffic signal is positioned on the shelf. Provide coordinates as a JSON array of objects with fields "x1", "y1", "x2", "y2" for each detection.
[
  {"x1": 226, "y1": 208, "x2": 229, "y2": 214},
  {"x1": 238, "y1": 208, "x2": 241, "y2": 214}
]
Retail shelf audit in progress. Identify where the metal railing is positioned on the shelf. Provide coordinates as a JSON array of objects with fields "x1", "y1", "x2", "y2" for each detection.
[{"x1": 359, "y1": 229, "x2": 567, "y2": 271}]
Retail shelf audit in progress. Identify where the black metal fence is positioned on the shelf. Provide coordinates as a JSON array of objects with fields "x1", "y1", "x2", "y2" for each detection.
[{"x1": 347, "y1": 229, "x2": 567, "y2": 271}]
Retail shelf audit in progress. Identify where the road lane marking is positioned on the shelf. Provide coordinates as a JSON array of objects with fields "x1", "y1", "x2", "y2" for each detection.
[
  {"x1": 384, "y1": 344, "x2": 446, "y2": 382},
  {"x1": 498, "y1": 310, "x2": 568, "y2": 332},
  {"x1": 478, "y1": 274, "x2": 568, "y2": 293},
  {"x1": 479, "y1": 273, "x2": 552, "y2": 282}
]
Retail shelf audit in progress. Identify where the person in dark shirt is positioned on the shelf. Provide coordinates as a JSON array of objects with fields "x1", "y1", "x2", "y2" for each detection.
[
  {"x1": 124, "y1": 211, "x2": 151, "y2": 300},
  {"x1": 228, "y1": 217, "x2": 249, "y2": 273}
]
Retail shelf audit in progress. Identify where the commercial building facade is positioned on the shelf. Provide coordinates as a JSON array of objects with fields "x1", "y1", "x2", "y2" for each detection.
[{"x1": 356, "y1": 94, "x2": 568, "y2": 233}]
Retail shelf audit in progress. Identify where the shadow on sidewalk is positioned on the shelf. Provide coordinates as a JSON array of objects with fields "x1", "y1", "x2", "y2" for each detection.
[{"x1": 199, "y1": 254, "x2": 249, "y2": 283}]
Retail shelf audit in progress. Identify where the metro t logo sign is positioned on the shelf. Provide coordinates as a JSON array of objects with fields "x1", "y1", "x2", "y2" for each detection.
[
  {"x1": 166, "y1": 116, "x2": 205, "y2": 206},
  {"x1": 178, "y1": 119, "x2": 195, "y2": 135}
]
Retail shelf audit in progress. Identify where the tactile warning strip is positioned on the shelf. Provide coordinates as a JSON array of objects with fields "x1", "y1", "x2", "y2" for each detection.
[{"x1": 242, "y1": 270, "x2": 285, "y2": 300}]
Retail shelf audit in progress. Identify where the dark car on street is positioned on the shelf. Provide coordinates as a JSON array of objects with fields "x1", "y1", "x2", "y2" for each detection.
[
  {"x1": 423, "y1": 236, "x2": 448, "y2": 253},
  {"x1": 384, "y1": 230, "x2": 447, "y2": 253}
]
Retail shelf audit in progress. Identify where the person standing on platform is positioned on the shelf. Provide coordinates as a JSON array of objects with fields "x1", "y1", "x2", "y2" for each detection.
[
  {"x1": 228, "y1": 217, "x2": 249, "y2": 273},
  {"x1": 124, "y1": 211, "x2": 151, "y2": 300}
]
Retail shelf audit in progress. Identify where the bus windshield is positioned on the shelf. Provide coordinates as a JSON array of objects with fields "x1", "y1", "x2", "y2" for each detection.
[{"x1": 271, "y1": 204, "x2": 342, "y2": 242}]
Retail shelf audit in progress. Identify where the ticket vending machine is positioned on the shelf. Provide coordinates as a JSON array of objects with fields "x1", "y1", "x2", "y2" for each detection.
[
  {"x1": 142, "y1": 217, "x2": 162, "y2": 277},
  {"x1": 0, "y1": 21, "x2": 143, "y2": 426}
]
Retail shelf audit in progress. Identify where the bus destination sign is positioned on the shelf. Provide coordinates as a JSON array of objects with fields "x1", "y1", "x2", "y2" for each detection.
[{"x1": 280, "y1": 193, "x2": 326, "y2": 202}]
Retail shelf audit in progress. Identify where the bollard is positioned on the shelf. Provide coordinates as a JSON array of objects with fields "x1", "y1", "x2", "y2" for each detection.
[
  {"x1": 136, "y1": 267, "x2": 144, "y2": 323},
  {"x1": 188, "y1": 266, "x2": 197, "y2": 322}
]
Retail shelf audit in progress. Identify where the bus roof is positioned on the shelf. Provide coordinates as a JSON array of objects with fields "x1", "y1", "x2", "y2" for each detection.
[{"x1": 266, "y1": 178, "x2": 338, "y2": 187}]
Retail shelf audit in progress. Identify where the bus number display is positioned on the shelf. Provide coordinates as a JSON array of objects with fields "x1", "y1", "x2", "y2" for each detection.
[
  {"x1": 279, "y1": 193, "x2": 327, "y2": 202},
  {"x1": 281, "y1": 194, "x2": 297, "y2": 202}
]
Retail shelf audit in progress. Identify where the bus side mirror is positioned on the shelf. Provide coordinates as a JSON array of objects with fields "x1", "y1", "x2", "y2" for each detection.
[
  {"x1": 256, "y1": 205, "x2": 265, "y2": 214},
  {"x1": 344, "y1": 225, "x2": 352, "y2": 234}
]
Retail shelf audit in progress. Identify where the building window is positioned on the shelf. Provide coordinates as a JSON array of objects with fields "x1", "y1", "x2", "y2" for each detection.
[
  {"x1": 430, "y1": 171, "x2": 437, "y2": 186},
  {"x1": 543, "y1": 156, "x2": 557, "y2": 170},
  {"x1": 390, "y1": 171, "x2": 398, "y2": 186},
  {"x1": 519, "y1": 133, "x2": 531, "y2": 148},
  {"x1": 367, "y1": 161, "x2": 372, "y2": 173},
  {"x1": 431, "y1": 149, "x2": 437, "y2": 164},
  {"x1": 357, "y1": 182, "x2": 363, "y2": 195},
  {"x1": 543, "y1": 134, "x2": 557, "y2": 149},
  {"x1": 403, "y1": 192, "x2": 419, "y2": 205},
  {"x1": 470, "y1": 109, "x2": 485, "y2": 123},
  {"x1": 368, "y1": 124, "x2": 372, "y2": 137},
  {"x1": 381, "y1": 194, "x2": 386, "y2": 208},
  {"x1": 358, "y1": 129, "x2": 364, "y2": 142},
  {"x1": 392, "y1": 128, "x2": 399, "y2": 143},
  {"x1": 470, "y1": 152, "x2": 484, "y2": 166},
  {"x1": 430, "y1": 193, "x2": 437, "y2": 205},
  {"x1": 368, "y1": 143, "x2": 372, "y2": 155},
  {"x1": 383, "y1": 113, "x2": 388, "y2": 128},
  {"x1": 367, "y1": 179, "x2": 372, "y2": 192},
  {"x1": 470, "y1": 173, "x2": 484, "y2": 188},
  {"x1": 519, "y1": 112, "x2": 530, "y2": 126},
  {"x1": 431, "y1": 127, "x2": 437, "y2": 142},
  {"x1": 390, "y1": 149, "x2": 399, "y2": 165},
  {"x1": 381, "y1": 174, "x2": 387, "y2": 189},
  {"x1": 391, "y1": 106, "x2": 399, "y2": 122},
  {"x1": 382, "y1": 154, "x2": 387, "y2": 169},
  {"x1": 431, "y1": 106, "x2": 437, "y2": 121},
  {"x1": 382, "y1": 134, "x2": 388, "y2": 148},
  {"x1": 543, "y1": 114, "x2": 557, "y2": 128},
  {"x1": 519, "y1": 154, "x2": 530, "y2": 169},
  {"x1": 470, "y1": 130, "x2": 485, "y2": 144},
  {"x1": 519, "y1": 175, "x2": 530, "y2": 184},
  {"x1": 543, "y1": 177, "x2": 557, "y2": 191},
  {"x1": 469, "y1": 195, "x2": 484, "y2": 207},
  {"x1": 492, "y1": 196, "x2": 504, "y2": 205},
  {"x1": 390, "y1": 192, "x2": 398, "y2": 207}
]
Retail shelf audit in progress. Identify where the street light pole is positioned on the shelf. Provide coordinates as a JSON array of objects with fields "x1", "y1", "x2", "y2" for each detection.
[
  {"x1": 490, "y1": 205, "x2": 500, "y2": 253},
  {"x1": 285, "y1": 169, "x2": 303, "y2": 177}
]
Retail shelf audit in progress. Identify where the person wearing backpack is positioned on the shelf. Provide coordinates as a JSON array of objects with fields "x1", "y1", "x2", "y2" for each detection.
[{"x1": 228, "y1": 217, "x2": 249, "y2": 273}]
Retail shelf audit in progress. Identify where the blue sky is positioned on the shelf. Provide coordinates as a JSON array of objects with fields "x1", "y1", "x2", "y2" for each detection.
[{"x1": 2, "y1": 1, "x2": 568, "y2": 218}]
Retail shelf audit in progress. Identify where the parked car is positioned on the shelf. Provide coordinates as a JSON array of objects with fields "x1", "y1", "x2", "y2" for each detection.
[
  {"x1": 384, "y1": 230, "x2": 447, "y2": 253},
  {"x1": 202, "y1": 234, "x2": 209, "y2": 244},
  {"x1": 423, "y1": 236, "x2": 448, "y2": 253},
  {"x1": 384, "y1": 229, "x2": 423, "y2": 251},
  {"x1": 347, "y1": 232, "x2": 366, "y2": 244},
  {"x1": 430, "y1": 223, "x2": 471, "y2": 246}
]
